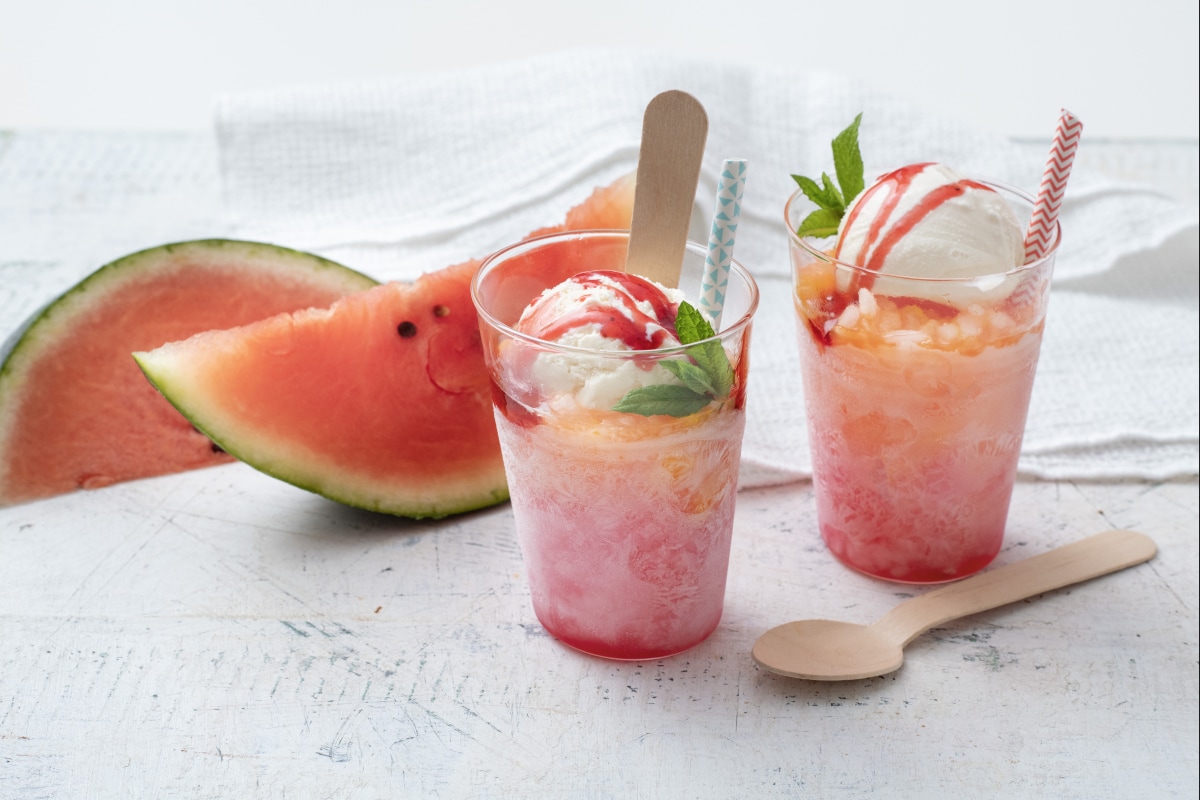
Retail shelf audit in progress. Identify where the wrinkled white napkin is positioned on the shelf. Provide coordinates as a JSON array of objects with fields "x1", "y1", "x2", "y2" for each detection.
[{"x1": 214, "y1": 49, "x2": 1200, "y2": 486}]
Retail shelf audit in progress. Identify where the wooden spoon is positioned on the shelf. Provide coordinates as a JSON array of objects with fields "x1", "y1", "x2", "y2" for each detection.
[
  {"x1": 624, "y1": 90, "x2": 708, "y2": 288},
  {"x1": 751, "y1": 529, "x2": 1156, "y2": 681}
]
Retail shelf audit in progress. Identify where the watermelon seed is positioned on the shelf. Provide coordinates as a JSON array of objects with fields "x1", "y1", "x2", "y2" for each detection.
[
  {"x1": 397, "y1": 322, "x2": 418, "y2": 338},
  {"x1": 433, "y1": 305, "x2": 450, "y2": 317}
]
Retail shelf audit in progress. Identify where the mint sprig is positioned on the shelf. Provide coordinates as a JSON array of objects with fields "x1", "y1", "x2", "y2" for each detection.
[
  {"x1": 611, "y1": 383, "x2": 715, "y2": 417},
  {"x1": 612, "y1": 301, "x2": 735, "y2": 418},
  {"x1": 672, "y1": 302, "x2": 734, "y2": 397},
  {"x1": 791, "y1": 113, "x2": 865, "y2": 238}
]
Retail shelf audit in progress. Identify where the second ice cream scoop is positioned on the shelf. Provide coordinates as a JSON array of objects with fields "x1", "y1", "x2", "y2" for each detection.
[{"x1": 836, "y1": 162, "x2": 1025, "y2": 279}]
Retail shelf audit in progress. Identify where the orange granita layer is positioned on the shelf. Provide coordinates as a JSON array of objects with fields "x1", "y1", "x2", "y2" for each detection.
[
  {"x1": 795, "y1": 261, "x2": 1043, "y2": 356},
  {"x1": 542, "y1": 398, "x2": 734, "y2": 441}
]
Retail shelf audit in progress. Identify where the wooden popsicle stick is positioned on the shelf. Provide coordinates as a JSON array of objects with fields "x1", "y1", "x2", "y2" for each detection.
[{"x1": 624, "y1": 90, "x2": 709, "y2": 288}]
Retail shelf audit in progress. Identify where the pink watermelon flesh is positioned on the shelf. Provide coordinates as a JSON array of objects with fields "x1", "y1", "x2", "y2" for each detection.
[
  {"x1": 134, "y1": 175, "x2": 636, "y2": 518},
  {"x1": 136, "y1": 262, "x2": 499, "y2": 517},
  {"x1": 0, "y1": 240, "x2": 377, "y2": 507}
]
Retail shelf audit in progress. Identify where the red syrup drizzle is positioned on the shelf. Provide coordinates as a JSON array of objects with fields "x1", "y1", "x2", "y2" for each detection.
[
  {"x1": 490, "y1": 378, "x2": 539, "y2": 429},
  {"x1": 497, "y1": 270, "x2": 684, "y2": 427},
  {"x1": 518, "y1": 270, "x2": 679, "y2": 349},
  {"x1": 836, "y1": 163, "x2": 993, "y2": 280},
  {"x1": 834, "y1": 163, "x2": 926, "y2": 269},
  {"x1": 803, "y1": 290, "x2": 851, "y2": 348}
]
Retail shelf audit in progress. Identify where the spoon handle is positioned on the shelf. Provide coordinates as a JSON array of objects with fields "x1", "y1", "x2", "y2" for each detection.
[{"x1": 874, "y1": 529, "x2": 1156, "y2": 646}]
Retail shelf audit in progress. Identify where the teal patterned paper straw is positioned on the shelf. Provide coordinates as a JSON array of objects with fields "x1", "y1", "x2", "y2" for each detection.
[{"x1": 699, "y1": 159, "x2": 748, "y2": 328}]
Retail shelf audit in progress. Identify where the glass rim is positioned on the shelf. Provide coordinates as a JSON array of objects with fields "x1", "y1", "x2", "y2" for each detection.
[
  {"x1": 783, "y1": 177, "x2": 1062, "y2": 283},
  {"x1": 471, "y1": 228, "x2": 760, "y2": 358}
]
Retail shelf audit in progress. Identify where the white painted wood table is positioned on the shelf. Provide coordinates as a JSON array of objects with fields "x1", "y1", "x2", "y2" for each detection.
[{"x1": 1, "y1": 132, "x2": 1197, "y2": 798}]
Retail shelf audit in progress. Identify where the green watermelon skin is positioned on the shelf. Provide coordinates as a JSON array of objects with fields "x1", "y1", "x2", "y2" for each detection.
[{"x1": 0, "y1": 240, "x2": 378, "y2": 507}]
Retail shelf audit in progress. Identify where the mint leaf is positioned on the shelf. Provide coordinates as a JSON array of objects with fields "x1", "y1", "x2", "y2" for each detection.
[
  {"x1": 796, "y1": 208, "x2": 843, "y2": 238},
  {"x1": 688, "y1": 340, "x2": 733, "y2": 399},
  {"x1": 791, "y1": 113, "x2": 866, "y2": 237},
  {"x1": 820, "y1": 173, "x2": 844, "y2": 208},
  {"x1": 673, "y1": 300, "x2": 716, "y2": 344},
  {"x1": 612, "y1": 300, "x2": 737, "y2": 417},
  {"x1": 674, "y1": 301, "x2": 734, "y2": 398},
  {"x1": 612, "y1": 384, "x2": 714, "y2": 417},
  {"x1": 660, "y1": 359, "x2": 719, "y2": 396},
  {"x1": 791, "y1": 173, "x2": 841, "y2": 210},
  {"x1": 832, "y1": 112, "x2": 864, "y2": 205}
]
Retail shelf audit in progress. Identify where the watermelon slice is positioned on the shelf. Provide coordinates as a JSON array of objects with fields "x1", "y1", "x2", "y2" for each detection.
[
  {"x1": 0, "y1": 240, "x2": 377, "y2": 507},
  {"x1": 135, "y1": 175, "x2": 636, "y2": 518}
]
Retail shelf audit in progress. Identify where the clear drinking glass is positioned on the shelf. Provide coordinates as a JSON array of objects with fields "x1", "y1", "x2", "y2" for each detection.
[
  {"x1": 472, "y1": 230, "x2": 759, "y2": 659},
  {"x1": 786, "y1": 181, "x2": 1059, "y2": 584}
]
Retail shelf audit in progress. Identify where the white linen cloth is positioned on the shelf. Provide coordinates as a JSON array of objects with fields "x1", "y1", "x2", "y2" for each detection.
[{"x1": 214, "y1": 49, "x2": 1199, "y2": 487}]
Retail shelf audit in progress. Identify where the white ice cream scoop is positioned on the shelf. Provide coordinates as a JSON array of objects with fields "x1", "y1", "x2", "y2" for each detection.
[
  {"x1": 836, "y1": 162, "x2": 1025, "y2": 280},
  {"x1": 514, "y1": 270, "x2": 685, "y2": 411}
]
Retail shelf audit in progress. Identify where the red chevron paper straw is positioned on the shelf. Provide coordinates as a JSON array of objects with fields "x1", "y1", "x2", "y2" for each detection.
[{"x1": 1024, "y1": 108, "x2": 1083, "y2": 262}]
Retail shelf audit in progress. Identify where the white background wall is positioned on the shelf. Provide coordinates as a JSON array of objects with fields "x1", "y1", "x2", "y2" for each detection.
[{"x1": 1, "y1": 0, "x2": 1197, "y2": 139}]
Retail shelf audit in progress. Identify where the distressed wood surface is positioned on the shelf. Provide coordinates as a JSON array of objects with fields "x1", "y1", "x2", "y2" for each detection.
[{"x1": 1, "y1": 131, "x2": 1197, "y2": 798}]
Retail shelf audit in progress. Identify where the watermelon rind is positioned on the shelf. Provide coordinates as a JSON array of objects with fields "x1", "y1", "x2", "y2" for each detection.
[
  {"x1": 0, "y1": 239, "x2": 378, "y2": 506},
  {"x1": 138, "y1": 343, "x2": 510, "y2": 519},
  {"x1": 133, "y1": 273, "x2": 511, "y2": 520}
]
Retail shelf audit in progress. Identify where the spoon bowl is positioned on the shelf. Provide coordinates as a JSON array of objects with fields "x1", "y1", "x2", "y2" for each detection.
[
  {"x1": 752, "y1": 529, "x2": 1156, "y2": 681},
  {"x1": 753, "y1": 619, "x2": 903, "y2": 681}
]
